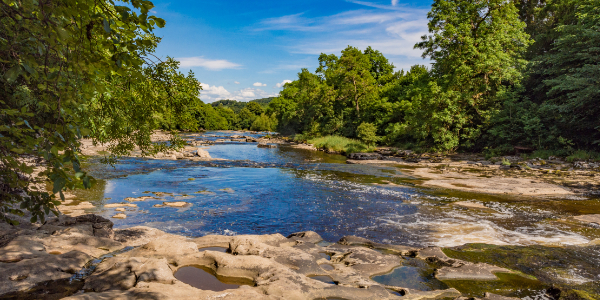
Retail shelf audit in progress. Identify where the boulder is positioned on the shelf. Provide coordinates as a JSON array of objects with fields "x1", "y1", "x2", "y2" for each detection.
[
  {"x1": 195, "y1": 149, "x2": 211, "y2": 158},
  {"x1": 347, "y1": 153, "x2": 382, "y2": 160}
]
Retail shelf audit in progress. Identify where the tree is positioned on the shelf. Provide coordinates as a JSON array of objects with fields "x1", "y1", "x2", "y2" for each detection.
[
  {"x1": 533, "y1": 0, "x2": 600, "y2": 149},
  {"x1": 356, "y1": 122, "x2": 379, "y2": 146},
  {"x1": 317, "y1": 46, "x2": 376, "y2": 120},
  {"x1": 245, "y1": 101, "x2": 264, "y2": 116},
  {"x1": 412, "y1": 0, "x2": 531, "y2": 150},
  {"x1": 0, "y1": 0, "x2": 199, "y2": 223}
]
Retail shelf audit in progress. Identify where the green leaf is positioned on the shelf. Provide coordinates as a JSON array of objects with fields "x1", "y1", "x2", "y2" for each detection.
[
  {"x1": 103, "y1": 19, "x2": 111, "y2": 33},
  {"x1": 56, "y1": 27, "x2": 69, "y2": 41},
  {"x1": 4, "y1": 65, "x2": 21, "y2": 82},
  {"x1": 30, "y1": 215, "x2": 37, "y2": 223},
  {"x1": 82, "y1": 176, "x2": 91, "y2": 189},
  {"x1": 52, "y1": 177, "x2": 66, "y2": 194},
  {"x1": 154, "y1": 18, "x2": 166, "y2": 28}
]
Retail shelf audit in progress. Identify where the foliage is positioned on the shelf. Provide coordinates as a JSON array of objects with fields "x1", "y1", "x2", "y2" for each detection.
[
  {"x1": 411, "y1": 0, "x2": 531, "y2": 150},
  {"x1": 308, "y1": 136, "x2": 373, "y2": 154},
  {"x1": 0, "y1": 0, "x2": 199, "y2": 223},
  {"x1": 356, "y1": 122, "x2": 379, "y2": 146},
  {"x1": 250, "y1": 114, "x2": 277, "y2": 132}
]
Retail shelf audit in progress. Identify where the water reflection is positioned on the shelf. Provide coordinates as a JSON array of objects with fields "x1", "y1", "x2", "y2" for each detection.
[{"x1": 71, "y1": 131, "x2": 599, "y2": 249}]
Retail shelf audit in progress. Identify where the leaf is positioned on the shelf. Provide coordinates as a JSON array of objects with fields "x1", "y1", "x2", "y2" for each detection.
[
  {"x1": 30, "y1": 215, "x2": 37, "y2": 223},
  {"x1": 103, "y1": 19, "x2": 111, "y2": 33},
  {"x1": 52, "y1": 177, "x2": 66, "y2": 194},
  {"x1": 154, "y1": 18, "x2": 166, "y2": 28},
  {"x1": 82, "y1": 176, "x2": 91, "y2": 189},
  {"x1": 4, "y1": 65, "x2": 21, "y2": 82},
  {"x1": 56, "y1": 27, "x2": 69, "y2": 41},
  {"x1": 22, "y1": 63, "x2": 36, "y2": 75}
]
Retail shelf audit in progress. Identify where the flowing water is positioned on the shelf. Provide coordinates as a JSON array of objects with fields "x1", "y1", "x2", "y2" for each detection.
[
  {"x1": 73, "y1": 131, "x2": 600, "y2": 248},
  {"x1": 62, "y1": 131, "x2": 600, "y2": 297}
]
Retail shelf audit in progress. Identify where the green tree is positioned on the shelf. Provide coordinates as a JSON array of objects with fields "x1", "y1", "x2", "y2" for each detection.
[
  {"x1": 245, "y1": 101, "x2": 264, "y2": 116},
  {"x1": 237, "y1": 107, "x2": 257, "y2": 130},
  {"x1": 411, "y1": 0, "x2": 531, "y2": 150},
  {"x1": 0, "y1": 0, "x2": 198, "y2": 223},
  {"x1": 356, "y1": 122, "x2": 379, "y2": 146}
]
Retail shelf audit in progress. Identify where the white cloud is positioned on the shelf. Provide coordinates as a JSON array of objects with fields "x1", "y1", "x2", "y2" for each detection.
[
  {"x1": 200, "y1": 83, "x2": 231, "y2": 100},
  {"x1": 253, "y1": 82, "x2": 267, "y2": 87},
  {"x1": 199, "y1": 84, "x2": 278, "y2": 102},
  {"x1": 234, "y1": 81, "x2": 240, "y2": 84},
  {"x1": 275, "y1": 80, "x2": 293, "y2": 88},
  {"x1": 177, "y1": 56, "x2": 241, "y2": 70},
  {"x1": 254, "y1": 4, "x2": 432, "y2": 69}
]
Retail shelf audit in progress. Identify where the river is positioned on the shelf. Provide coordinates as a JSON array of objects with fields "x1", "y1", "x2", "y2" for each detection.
[{"x1": 72, "y1": 131, "x2": 600, "y2": 249}]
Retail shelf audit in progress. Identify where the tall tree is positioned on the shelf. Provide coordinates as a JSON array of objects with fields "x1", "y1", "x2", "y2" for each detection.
[
  {"x1": 412, "y1": 0, "x2": 531, "y2": 150},
  {"x1": 0, "y1": 0, "x2": 199, "y2": 223}
]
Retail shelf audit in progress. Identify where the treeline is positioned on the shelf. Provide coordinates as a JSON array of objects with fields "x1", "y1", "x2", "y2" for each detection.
[
  {"x1": 267, "y1": 0, "x2": 600, "y2": 156},
  {"x1": 166, "y1": 98, "x2": 277, "y2": 132}
]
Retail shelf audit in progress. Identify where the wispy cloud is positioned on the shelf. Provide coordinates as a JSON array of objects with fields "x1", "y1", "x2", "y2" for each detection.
[
  {"x1": 200, "y1": 83, "x2": 278, "y2": 102},
  {"x1": 234, "y1": 81, "x2": 240, "y2": 84},
  {"x1": 177, "y1": 56, "x2": 241, "y2": 70},
  {"x1": 253, "y1": 4, "x2": 431, "y2": 71},
  {"x1": 253, "y1": 82, "x2": 267, "y2": 87}
]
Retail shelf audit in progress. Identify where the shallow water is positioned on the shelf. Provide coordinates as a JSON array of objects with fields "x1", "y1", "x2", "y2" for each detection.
[{"x1": 72, "y1": 131, "x2": 600, "y2": 249}]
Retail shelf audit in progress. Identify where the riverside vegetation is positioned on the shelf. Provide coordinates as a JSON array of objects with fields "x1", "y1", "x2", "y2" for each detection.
[{"x1": 1, "y1": 0, "x2": 600, "y2": 299}]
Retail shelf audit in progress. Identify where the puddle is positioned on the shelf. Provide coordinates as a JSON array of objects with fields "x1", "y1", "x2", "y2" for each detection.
[
  {"x1": 320, "y1": 264, "x2": 334, "y2": 271},
  {"x1": 174, "y1": 265, "x2": 254, "y2": 291},
  {"x1": 308, "y1": 275, "x2": 336, "y2": 285},
  {"x1": 371, "y1": 258, "x2": 447, "y2": 291},
  {"x1": 319, "y1": 253, "x2": 331, "y2": 260},
  {"x1": 199, "y1": 247, "x2": 228, "y2": 252}
]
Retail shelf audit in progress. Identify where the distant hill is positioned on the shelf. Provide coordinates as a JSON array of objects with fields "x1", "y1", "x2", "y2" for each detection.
[{"x1": 211, "y1": 97, "x2": 276, "y2": 113}]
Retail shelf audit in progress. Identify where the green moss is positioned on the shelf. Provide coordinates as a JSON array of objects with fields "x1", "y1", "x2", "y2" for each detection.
[{"x1": 443, "y1": 272, "x2": 547, "y2": 298}]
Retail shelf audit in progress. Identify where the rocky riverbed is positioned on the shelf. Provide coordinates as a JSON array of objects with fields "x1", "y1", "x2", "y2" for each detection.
[
  {"x1": 4, "y1": 214, "x2": 593, "y2": 300},
  {"x1": 3, "y1": 130, "x2": 600, "y2": 299}
]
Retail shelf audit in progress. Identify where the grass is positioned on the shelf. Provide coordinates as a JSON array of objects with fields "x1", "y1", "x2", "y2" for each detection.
[
  {"x1": 566, "y1": 150, "x2": 600, "y2": 162},
  {"x1": 308, "y1": 135, "x2": 374, "y2": 154}
]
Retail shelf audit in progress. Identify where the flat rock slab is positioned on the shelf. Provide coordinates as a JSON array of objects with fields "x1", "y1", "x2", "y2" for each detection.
[
  {"x1": 573, "y1": 214, "x2": 600, "y2": 225},
  {"x1": 453, "y1": 201, "x2": 494, "y2": 211},
  {"x1": 436, "y1": 262, "x2": 513, "y2": 281}
]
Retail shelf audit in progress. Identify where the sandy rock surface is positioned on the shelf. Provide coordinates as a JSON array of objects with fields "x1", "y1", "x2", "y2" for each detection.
[{"x1": 1, "y1": 215, "x2": 543, "y2": 300}]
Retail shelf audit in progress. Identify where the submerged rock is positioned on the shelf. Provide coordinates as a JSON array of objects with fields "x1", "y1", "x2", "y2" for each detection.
[{"x1": 347, "y1": 152, "x2": 382, "y2": 160}]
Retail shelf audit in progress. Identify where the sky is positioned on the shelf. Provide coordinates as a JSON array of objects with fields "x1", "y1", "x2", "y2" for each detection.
[{"x1": 149, "y1": 0, "x2": 434, "y2": 102}]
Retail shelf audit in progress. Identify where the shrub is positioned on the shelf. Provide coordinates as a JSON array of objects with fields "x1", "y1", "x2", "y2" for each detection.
[
  {"x1": 356, "y1": 122, "x2": 380, "y2": 146},
  {"x1": 308, "y1": 136, "x2": 374, "y2": 154}
]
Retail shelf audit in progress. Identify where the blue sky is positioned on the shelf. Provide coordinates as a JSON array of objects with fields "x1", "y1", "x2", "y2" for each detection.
[{"x1": 149, "y1": 0, "x2": 434, "y2": 102}]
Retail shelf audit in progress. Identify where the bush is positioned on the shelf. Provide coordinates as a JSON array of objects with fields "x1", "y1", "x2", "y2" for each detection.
[
  {"x1": 308, "y1": 136, "x2": 374, "y2": 154},
  {"x1": 250, "y1": 114, "x2": 277, "y2": 132},
  {"x1": 356, "y1": 122, "x2": 380, "y2": 146}
]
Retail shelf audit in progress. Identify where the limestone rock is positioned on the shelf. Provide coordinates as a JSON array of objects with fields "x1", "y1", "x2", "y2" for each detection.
[
  {"x1": 196, "y1": 149, "x2": 211, "y2": 158},
  {"x1": 347, "y1": 153, "x2": 382, "y2": 160},
  {"x1": 0, "y1": 250, "x2": 92, "y2": 295},
  {"x1": 435, "y1": 262, "x2": 513, "y2": 280},
  {"x1": 573, "y1": 214, "x2": 600, "y2": 226},
  {"x1": 83, "y1": 257, "x2": 176, "y2": 292}
]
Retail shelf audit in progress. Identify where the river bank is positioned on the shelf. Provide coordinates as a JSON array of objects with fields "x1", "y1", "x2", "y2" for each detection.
[
  {"x1": 4, "y1": 130, "x2": 599, "y2": 299},
  {"x1": 1, "y1": 213, "x2": 597, "y2": 299}
]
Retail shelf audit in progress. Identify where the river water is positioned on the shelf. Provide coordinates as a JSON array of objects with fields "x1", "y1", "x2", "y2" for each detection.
[{"x1": 74, "y1": 131, "x2": 600, "y2": 248}]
